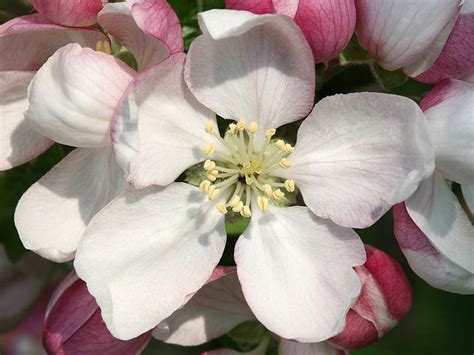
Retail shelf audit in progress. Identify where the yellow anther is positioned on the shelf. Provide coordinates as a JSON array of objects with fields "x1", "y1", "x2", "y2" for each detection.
[
  {"x1": 278, "y1": 158, "x2": 292, "y2": 169},
  {"x1": 199, "y1": 180, "x2": 211, "y2": 193},
  {"x1": 275, "y1": 139, "x2": 286, "y2": 150},
  {"x1": 232, "y1": 201, "x2": 244, "y2": 212},
  {"x1": 245, "y1": 176, "x2": 254, "y2": 185},
  {"x1": 203, "y1": 160, "x2": 216, "y2": 171},
  {"x1": 95, "y1": 40, "x2": 112, "y2": 55},
  {"x1": 265, "y1": 128, "x2": 276, "y2": 138},
  {"x1": 247, "y1": 121, "x2": 258, "y2": 133},
  {"x1": 284, "y1": 179, "x2": 295, "y2": 192},
  {"x1": 207, "y1": 186, "x2": 221, "y2": 200},
  {"x1": 240, "y1": 205, "x2": 252, "y2": 217},
  {"x1": 273, "y1": 189, "x2": 285, "y2": 200},
  {"x1": 203, "y1": 143, "x2": 215, "y2": 156},
  {"x1": 209, "y1": 169, "x2": 219, "y2": 177},
  {"x1": 216, "y1": 202, "x2": 228, "y2": 215},
  {"x1": 243, "y1": 161, "x2": 251, "y2": 169},
  {"x1": 284, "y1": 143, "x2": 295, "y2": 153},
  {"x1": 236, "y1": 120, "x2": 246, "y2": 131},
  {"x1": 228, "y1": 195, "x2": 241, "y2": 207},
  {"x1": 207, "y1": 174, "x2": 217, "y2": 182},
  {"x1": 257, "y1": 196, "x2": 269, "y2": 212},
  {"x1": 205, "y1": 121, "x2": 216, "y2": 134},
  {"x1": 228, "y1": 123, "x2": 238, "y2": 134},
  {"x1": 262, "y1": 184, "x2": 273, "y2": 197}
]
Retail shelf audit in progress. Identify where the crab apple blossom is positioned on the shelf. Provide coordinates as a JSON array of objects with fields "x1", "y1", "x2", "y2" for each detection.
[
  {"x1": 0, "y1": 14, "x2": 107, "y2": 171},
  {"x1": 393, "y1": 79, "x2": 474, "y2": 294},
  {"x1": 43, "y1": 272, "x2": 152, "y2": 354},
  {"x1": 156, "y1": 247, "x2": 412, "y2": 354},
  {"x1": 226, "y1": 0, "x2": 356, "y2": 63},
  {"x1": 355, "y1": 0, "x2": 474, "y2": 83},
  {"x1": 32, "y1": 0, "x2": 107, "y2": 27},
  {"x1": 73, "y1": 9, "x2": 433, "y2": 342},
  {"x1": 13, "y1": 0, "x2": 183, "y2": 263}
]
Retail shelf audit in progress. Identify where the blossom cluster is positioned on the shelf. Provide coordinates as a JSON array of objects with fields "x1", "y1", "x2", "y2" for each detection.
[{"x1": 0, "y1": 0, "x2": 472, "y2": 354}]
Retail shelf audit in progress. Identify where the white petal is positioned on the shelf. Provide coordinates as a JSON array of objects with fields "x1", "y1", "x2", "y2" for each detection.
[
  {"x1": 185, "y1": 10, "x2": 315, "y2": 139},
  {"x1": 276, "y1": 93, "x2": 434, "y2": 228},
  {"x1": 421, "y1": 79, "x2": 474, "y2": 185},
  {"x1": 154, "y1": 269, "x2": 254, "y2": 346},
  {"x1": 112, "y1": 53, "x2": 217, "y2": 188},
  {"x1": 279, "y1": 339, "x2": 343, "y2": 355},
  {"x1": 235, "y1": 205, "x2": 365, "y2": 342},
  {"x1": 74, "y1": 183, "x2": 227, "y2": 340},
  {"x1": 406, "y1": 173, "x2": 474, "y2": 275},
  {"x1": 25, "y1": 44, "x2": 135, "y2": 148},
  {"x1": 462, "y1": 185, "x2": 474, "y2": 214},
  {"x1": 0, "y1": 71, "x2": 52, "y2": 170},
  {"x1": 355, "y1": 0, "x2": 461, "y2": 70},
  {"x1": 14, "y1": 148, "x2": 125, "y2": 262},
  {"x1": 394, "y1": 202, "x2": 474, "y2": 294}
]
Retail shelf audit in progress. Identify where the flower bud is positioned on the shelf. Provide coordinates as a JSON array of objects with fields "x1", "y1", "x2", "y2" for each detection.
[
  {"x1": 330, "y1": 245, "x2": 412, "y2": 350},
  {"x1": 43, "y1": 272, "x2": 151, "y2": 354}
]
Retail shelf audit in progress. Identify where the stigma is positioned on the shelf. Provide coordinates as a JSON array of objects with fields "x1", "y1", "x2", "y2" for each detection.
[{"x1": 199, "y1": 120, "x2": 296, "y2": 217}]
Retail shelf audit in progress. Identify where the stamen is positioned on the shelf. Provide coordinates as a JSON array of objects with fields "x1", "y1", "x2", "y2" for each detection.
[
  {"x1": 257, "y1": 196, "x2": 269, "y2": 211},
  {"x1": 216, "y1": 202, "x2": 228, "y2": 214},
  {"x1": 205, "y1": 121, "x2": 216, "y2": 134},
  {"x1": 278, "y1": 158, "x2": 292, "y2": 169},
  {"x1": 284, "y1": 179, "x2": 295, "y2": 192},
  {"x1": 265, "y1": 128, "x2": 276, "y2": 138},
  {"x1": 241, "y1": 205, "x2": 252, "y2": 217},
  {"x1": 262, "y1": 184, "x2": 273, "y2": 197},
  {"x1": 284, "y1": 143, "x2": 295, "y2": 153},
  {"x1": 204, "y1": 160, "x2": 216, "y2": 171},
  {"x1": 273, "y1": 189, "x2": 285, "y2": 200},
  {"x1": 207, "y1": 186, "x2": 221, "y2": 200},
  {"x1": 236, "y1": 120, "x2": 246, "y2": 132},
  {"x1": 199, "y1": 180, "x2": 211, "y2": 193},
  {"x1": 247, "y1": 122, "x2": 258, "y2": 133},
  {"x1": 203, "y1": 143, "x2": 215, "y2": 156}
]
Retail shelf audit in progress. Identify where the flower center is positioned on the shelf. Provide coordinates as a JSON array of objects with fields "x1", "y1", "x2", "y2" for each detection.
[{"x1": 199, "y1": 120, "x2": 296, "y2": 217}]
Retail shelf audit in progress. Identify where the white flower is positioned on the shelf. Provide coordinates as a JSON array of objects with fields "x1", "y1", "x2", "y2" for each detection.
[{"x1": 72, "y1": 10, "x2": 434, "y2": 341}]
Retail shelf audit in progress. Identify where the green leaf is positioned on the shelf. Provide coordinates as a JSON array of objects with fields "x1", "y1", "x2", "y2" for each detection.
[
  {"x1": 370, "y1": 64, "x2": 409, "y2": 92},
  {"x1": 219, "y1": 321, "x2": 267, "y2": 352}
]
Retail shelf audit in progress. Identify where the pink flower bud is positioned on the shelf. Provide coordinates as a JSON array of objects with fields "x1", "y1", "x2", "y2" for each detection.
[
  {"x1": 32, "y1": 0, "x2": 106, "y2": 27},
  {"x1": 43, "y1": 272, "x2": 151, "y2": 354},
  {"x1": 330, "y1": 245, "x2": 412, "y2": 350}
]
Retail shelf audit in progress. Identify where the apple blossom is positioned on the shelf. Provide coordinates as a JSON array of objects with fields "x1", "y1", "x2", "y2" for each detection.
[
  {"x1": 393, "y1": 79, "x2": 474, "y2": 294},
  {"x1": 32, "y1": 0, "x2": 107, "y2": 27},
  {"x1": 13, "y1": 0, "x2": 183, "y2": 263},
  {"x1": 43, "y1": 272, "x2": 152, "y2": 354},
  {"x1": 226, "y1": 0, "x2": 356, "y2": 63},
  {"x1": 0, "y1": 14, "x2": 107, "y2": 171},
  {"x1": 355, "y1": 0, "x2": 474, "y2": 83},
  {"x1": 73, "y1": 9, "x2": 433, "y2": 342},
  {"x1": 156, "y1": 247, "x2": 412, "y2": 354}
]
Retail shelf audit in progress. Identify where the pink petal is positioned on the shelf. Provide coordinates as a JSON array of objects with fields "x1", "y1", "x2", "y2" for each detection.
[
  {"x1": 32, "y1": 0, "x2": 105, "y2": 27},
  {"x1": 294, "y1": 0, "x2": 356, "y2": 63},
  {"x1": 225, "y1": 0, "x2": 276, "y2": 14},
  {"x1": 393, "y1": 202, "x2": 474, "y2": 294},
  {"x1": 44, "y1": 272, "x2": 152, "y2": 354},
  {"x1": 0, "y1": 13, "x2": 107, "y2": 71},
  {"x1": 411, "y1": 5, "x2": 474, "y2": 83},
  {"x1": 98, "y1": 0, "x2": 183, "y2": 71}
]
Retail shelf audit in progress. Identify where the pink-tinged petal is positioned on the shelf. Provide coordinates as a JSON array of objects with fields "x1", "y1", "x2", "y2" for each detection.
[
  {"x1": 461, "y1": 185, "x2": 474, "y2": 214},
  {"x1": 25, "y1": 44, "x2": 135, "y2": 148},
  {"x1": 0, "y1": 246, "x2": 50, "y2": 332},
  {"x1": 185, "y1": 10, "x2": 315, "y2": 143},
  {"x1": 394, "y1": 202, "x2": 474, "y2": 294},
  {"x1": 354, "y1": 0, "x2": 461, "y2": 70},
  {"x1": 225, "y1": 0, "x2": 275, "y2": 14},
  {"x1": 276, "y1": 93, "x2": 434, "y2": 229},
  {"x1": 112, "y1": 53, "x2": 218, "y2": 188},
  {"x1": 402, "y1": 174, "x2": 474, "y2": 292},
  {"x1": 280, "y1": 339, "x2": 347, "y2": 355},
  {"x1": 44, "y1": 272, "x2": 151, "y2": 354},
  {"x1": 420, "y1": 79, "x2": 474, "y2": 184},
  {"x1": 154, "y1": 269, "x2": 254, "y2": 346},
  {"x1": 32, "y1": 0, "x2": 105, "y2": 27},
  {"x1": 14, "y1": 148, "x2": 125, "y2": 263},
  {"x1": 98, "y1": 0, "x2": 183, "y2": 71},
  {"x1": 0, "y1": 13, "x2": 107, "y2": 71},
  {"x1": 330, "y1": 245, "x2": 412, "y2": 350},
  {"x1": 235, "y1": 205, "x2": 365, "y2": 342},
  {"x1": 409, "y1": 2, "x2": 474, "y2": 83},
  {"x1": 0, "y1": 71, "x2": 53, "y2": 171},
  {"x1": 294, "y1": 0, "x2": 356, "y2": 63},
  {"x1": 74, "y1": 183, "x2": 227, "y2": 340}
]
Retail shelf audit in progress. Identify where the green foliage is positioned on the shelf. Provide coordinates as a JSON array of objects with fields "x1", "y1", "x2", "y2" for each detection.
[{"x1": 218, "y1": 321, "x2": 267, "y2": 352}]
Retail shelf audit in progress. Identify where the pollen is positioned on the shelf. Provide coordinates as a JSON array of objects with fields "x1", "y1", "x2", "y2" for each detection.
[{"x1": 198, "y1": 121, "x2": 298, "y2": 217}]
